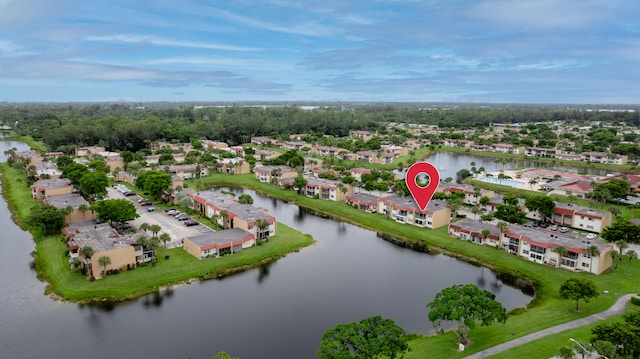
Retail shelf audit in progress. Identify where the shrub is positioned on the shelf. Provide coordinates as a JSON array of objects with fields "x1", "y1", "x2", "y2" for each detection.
[{"x1": 631, "y1": 296, "x2": 640, "y2": 306}]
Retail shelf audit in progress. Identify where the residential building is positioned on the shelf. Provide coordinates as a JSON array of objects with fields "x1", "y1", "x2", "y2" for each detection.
[
  {"x1": 377, "y1": 196, "x2": 450, "y2": 229},
  {"x1": 163, "y1": 164, "x2": 208, "y2": 180},
  {"x1": 216, "y1": 158, "x2": 250, "y2": 175},
  {"x1": 254, "y1": 165, "x2": 296, "y2": 184},
  {"x1": 12, "y1": 150, "x2": 43, "y2": 165},
  {"x1": 439, "y1": 183, "x2": 494, "y2": 206},
  {"x1": 183, "y1": 228, "x2": 256, "y2": 260},
  {"x1": 448, "y1": 219, "x2": 501, "y2": 247},
  {"x1": 33, "y1": 162, "x2": 62, "y2": 179},
  {"x1": 489, "y1": 143, "x2": 525, "y2": 154},
  {"x1": 250, "y1": 136, "x2": 277, "y2": 146},
  {"x1": 75, "y1": 146, "x2": 105, "y2": 157},
  {"x1": 524, "y1": 202, "x2": 612, "y2": 233},
  {"x1": 64, "y1": 221, "x2": 149, "y2": 280},
  {"x1": 502, "y1": 224, "x2": 613, "y2": 274},
  {"x1": 187, "y1": 190, "x2": 277, "y2": 240},
  {"x1": 313, "y1": 145, "x2": 342, "y2": 157},
  {"x1": 525, "y1": 147, "x2": 558, "y2": 157},
  {"x1": 30, "y1": 178, "x2": 72, "y2": 200},
  {"x1": 201, "y1": 140, "x2": 229, "y2": 150},
  {"x1": 43, "y1": 193, "x2": 94, "y2": 223},
  {"x1": 349, "y1": 167, "x2": 372, "y2": 182},
  {"x1": 279, "y1": 177, "x2": 352, "y2": 201},
  {"x1": 303, "y1": 158, "x2": 323, "y2": 173},
  {"x1": 345, "y1": 193, "x2": 378, "y2": 213},
  {"x1": 581, "y1": 152, "x2": 628, "y2": 165},
  {"x1": 255, "y1": 150, "x2": 281, "y2": 161}
]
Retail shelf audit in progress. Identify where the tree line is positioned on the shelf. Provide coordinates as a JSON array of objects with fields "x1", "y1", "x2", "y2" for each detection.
[{"x1": 4, "y1": 103, "x2": 640, "y2": 154}]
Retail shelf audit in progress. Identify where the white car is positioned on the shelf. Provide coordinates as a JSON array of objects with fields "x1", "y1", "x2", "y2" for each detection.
[
  {"x1": 585, "y1": 233, "x2": 597, "y2": 239},
  {"x1": 558, "y1": 227, "x2": 569, "y2": 233}
]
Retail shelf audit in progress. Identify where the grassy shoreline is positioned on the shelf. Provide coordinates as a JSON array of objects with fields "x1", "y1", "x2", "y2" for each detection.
[
  {"x1": 193, "y1": 173, "x2": 640, "y2": 358},
  {"x1": 0, "y1": 162, "x2": 314, "y2": 303}
]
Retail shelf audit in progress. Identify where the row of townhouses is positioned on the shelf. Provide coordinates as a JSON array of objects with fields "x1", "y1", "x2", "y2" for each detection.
[{"x1": 448, "y1": 219, "x2": 614, "y2": 274}]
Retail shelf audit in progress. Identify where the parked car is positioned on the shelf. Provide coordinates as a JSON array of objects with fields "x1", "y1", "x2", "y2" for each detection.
[
  {"x1": 172, "y1": 211, "x2": 183, "y2": 217},
  {"x1": 549, "y1": 225, "x2": 558, "y2": 231},
  {"x1": 586, "y1": 233, "x2": 597, "y2": 239},
  {"x1": 139, "y1": 200, "x2": 152, "y2": 206},
  {"x1": 184, "y1": 219, "x2": 198, "y2": 226},
  {"x1": 175, "y1": 213, "x2": 189, "y2": 220},
  {"x1": 539, "y1": 222, "x2": 549, "y2": 228},
  {"x1": 558, "y1": 227, "x2": 569, "y2": 233},
  {"x1": 166, "y1": 209, "x2": 177, "y2": 215},
  {"x1": 147, "y1": 206, "x2": 155, "y2": 212},
  {"x1": 164, "y1": 208, "x2": 176, "y2": 213}
]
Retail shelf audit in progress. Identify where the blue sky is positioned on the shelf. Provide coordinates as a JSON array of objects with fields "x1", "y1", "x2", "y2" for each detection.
[{"x1": 1, "y1": 0, "x2": 639, "y2": 104}]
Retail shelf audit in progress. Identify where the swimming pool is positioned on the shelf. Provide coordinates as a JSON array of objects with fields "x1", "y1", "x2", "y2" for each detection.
[{"x1": 479, "y1": 177, "x2": 525, "y2": 186}]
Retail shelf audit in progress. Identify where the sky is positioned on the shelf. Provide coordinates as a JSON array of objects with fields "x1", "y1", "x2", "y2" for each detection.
[{"x1": 1, "y1": 0, "x2": 640, "y2": 104}]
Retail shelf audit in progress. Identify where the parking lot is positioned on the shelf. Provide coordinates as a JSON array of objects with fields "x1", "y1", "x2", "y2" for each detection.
[{"x1": 106, "y1": 187, "x2": 212, "y2": 249}]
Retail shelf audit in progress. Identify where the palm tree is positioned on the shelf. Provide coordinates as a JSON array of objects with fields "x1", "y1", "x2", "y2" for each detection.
[
  {"x1": 139, "y1": 222, "x2": 150, "y2": 233},
  {"x1": 615, "y1": 240, "x2": 629, "y2": 259},
  {"x1": 587, "y1": 245, "x2": 600, "y2": 274},
  {"x1": 556, "y1": 345, "x2": 576, "y2": 359},
  {"x1": 496, "y1": 221, "x2": 507, "y2": 250},
  {"x1": 149, "y1": 224, "x2": 162, "y2": 238},
  {"x1": 80, "y1": 246, "x2": 94, "y2": 258},
  {"x1": 447, "y1": 197, "x2": 462, "y2": 219},
  {"x1": 471, "y1": 206, "x2": 481, "y2": 219},
  {"x1": 61, "y1": 205, "x2": 74, "y2": 222},
  {"x1": 553, "y1": 245, "x2": 568, "y2": 268},
  {"x1": 473, "y1": 186, "x2": 481, "y2": 205},
  {"x1": 219, "y1": 210, "x2": 230, "y2": 229},
  {"x1": 159, "y1": 232, "x2": 171, "y2": 249},
  {"x1": 625, "y1": 249, "x2": 637, "y2": 275},
  {"x1": 78, "y1": 203, "x2": 90, "y2": 220},
  {"x1": 609, "y1": 250, "x2": 618, "y2": 272},
  {"x1": 528, "y1": 178, "x2": 538, "y2": 190},
  {"x1": 481, "y1": 229, "x2": 491, "y2": 253},
  {"x1": 98, "y1": 255, "x2": 111, "y2": 277},
  {"x1": 608, "y1": 206, "x2": 621, "y2": 218},
  {"x1": 255, "y1": 219, "x2": 269, "y2": 241}
]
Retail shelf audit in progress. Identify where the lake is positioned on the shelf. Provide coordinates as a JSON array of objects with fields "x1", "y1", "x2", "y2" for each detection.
[{"x1": 0, "y1": 144, "x2": 532, "y2": 359}]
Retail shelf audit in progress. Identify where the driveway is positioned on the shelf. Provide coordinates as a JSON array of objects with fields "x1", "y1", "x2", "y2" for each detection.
[{"x1": 106, "y1": 187, "x2": 213, "y2": 249}]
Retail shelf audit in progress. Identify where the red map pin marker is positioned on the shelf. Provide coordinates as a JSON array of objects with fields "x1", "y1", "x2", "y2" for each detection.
[{"x1": 405, "y1": 162, "x2": 440, "y2": 211}]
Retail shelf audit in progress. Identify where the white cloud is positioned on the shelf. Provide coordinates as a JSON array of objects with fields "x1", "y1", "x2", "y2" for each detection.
[{"x1": 85, "y1": 34, "x2": 260, "y2": 52}]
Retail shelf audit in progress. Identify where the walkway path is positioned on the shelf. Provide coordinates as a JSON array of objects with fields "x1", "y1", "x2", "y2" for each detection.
[{"x1": 462, "y1": 293, "x2": 635, "y2": 359}]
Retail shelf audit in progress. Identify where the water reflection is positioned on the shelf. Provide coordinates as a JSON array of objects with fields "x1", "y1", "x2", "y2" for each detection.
[{"x1": 257, "y1": 263, "x2": 272, "y2": 284}]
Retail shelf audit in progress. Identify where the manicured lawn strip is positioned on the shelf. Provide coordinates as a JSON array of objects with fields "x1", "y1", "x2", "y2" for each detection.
[
  {"x1": 35, "y1": 222, "x2": 313, "y2": 301},
  {"x1": 193, "y1": 173, "x2": 640, "y2": 358},
  {"x1": 0, "y1": 162, "x2": 36, "y2": 224}
]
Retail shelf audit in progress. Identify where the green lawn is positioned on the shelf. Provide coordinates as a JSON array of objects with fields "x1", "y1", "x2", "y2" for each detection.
[
  {"x1": 35, "y1": 222, "x2": 313, "y2": 301},
  {"x1": 0, "y1": 162, "x2": 314, "y2": 302},
  {"x1": 193, "y1": 173, "x2": 640, "y2": 359}
]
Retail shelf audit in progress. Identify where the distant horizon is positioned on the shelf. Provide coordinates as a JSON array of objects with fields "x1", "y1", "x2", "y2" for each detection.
[{"x1": 1, "y1": 100, "x2": 639, "y2": 109}]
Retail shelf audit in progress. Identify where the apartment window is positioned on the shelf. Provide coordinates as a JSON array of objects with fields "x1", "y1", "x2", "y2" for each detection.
[{"x1": 581, "y1": 262, "x2": 590, "y2": 268}]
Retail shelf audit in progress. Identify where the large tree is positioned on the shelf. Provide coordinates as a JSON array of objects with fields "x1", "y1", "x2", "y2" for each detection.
[
  {"x1": 591, "y1": 311, "x2": 640, "y2": 358},
  {"x1": 316, "y1": 315, "x2": 410, "y2": 359},
  {"x1": 61, "y1": 162, "x2": 89, "y2": 186},
  {"x1": 78, "y1": 171, "x2": 108, "y2": 202},
  {"x1": 135, "y1": 170, "x2": 172, "y2": 199},
  {"x1": 524, "y1": 195, "x2": 556, "y2": 222},
  {"x1": 427, "y1": 284, "x2": 508, "y2": 344},
  {"x1": 594, "y1": 178, "x2": 630, "y2": 200},
  {"x1": 91, "y1": 199, "x2": 139, "y2": 226},
  {"x1": 26, "y1": 203, "x2": 65, "y2": 235},
  {"x1": 559, "y1": 278, "x2": 599, "y2": 311},
  {"x1": 602, "y1": 218, "x2": 640, "y2": 244}
]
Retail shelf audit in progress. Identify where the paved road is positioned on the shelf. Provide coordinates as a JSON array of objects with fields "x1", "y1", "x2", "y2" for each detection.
[{"x1": 462, "y1": 293, "x2": 635, "y2": 359}]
